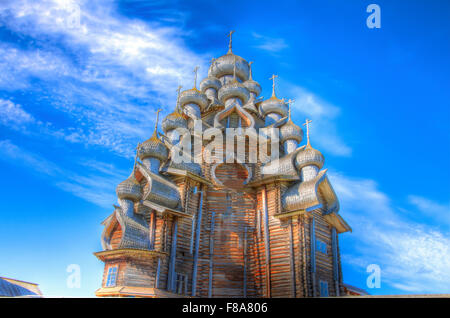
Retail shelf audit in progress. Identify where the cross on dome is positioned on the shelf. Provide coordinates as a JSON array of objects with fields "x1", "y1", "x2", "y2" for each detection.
[
  {"x1": 193, "y1": 66, "x2": 199, "y2": 89},
  {"x1": 152, "y1": 108, "x2": 162, "y2": 137},
  {"x1": 303, "y1": 118, "x2": 312, "y2": 147},
  {"x1": 269, "y1": 74, "x2": 278, "y2": 97},
  {"x1": 227, "y1": 30, "x2": 235, "y2": 54}
]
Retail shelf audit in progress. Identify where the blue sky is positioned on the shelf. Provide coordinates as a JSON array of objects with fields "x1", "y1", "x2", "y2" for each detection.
[{"x1": 0, "y1": 0, "x2": 449, "y2": 297}]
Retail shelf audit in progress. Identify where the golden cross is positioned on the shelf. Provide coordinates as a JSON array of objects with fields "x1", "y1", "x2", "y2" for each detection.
[
  {"x1": 269, "y1": 74, "x2": 278, "y2": 97},
  {"x1": 193, "y1": 66, "x2": 199, "y2": 89},
  {"x1": 249, "y1": 61, "x2": 253, "y2": 80},
  {"x1": 227, "y1": 30, "x2": 235, "y2": 53},
  {"x1": 303, "y1": 118, "x2": 312, "y2": 146},
  {"x1": 287, "y1": 99, "x2": 295, "y2": 120}
]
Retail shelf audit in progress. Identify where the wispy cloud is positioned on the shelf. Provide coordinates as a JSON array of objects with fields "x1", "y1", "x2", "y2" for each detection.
[
  {"x1": 0, "y1": 0, "x2": 208, "y2": 157},
  {"x1": 0, "y1": 99, "x2": 36, "y2": 129},
  {"x1": 252, "y1": 32, "x2": 288, "y2": 53},
  {"x1": 288, "y1": 85, "x2": 352, "y2": 157},
  {"x1": 408, "y1": 195, "x2": 450, "y2": 226},
  {"x1": 0, "y1": 139, "x2": 126, "y2": 207},
  {"x1": 330, "y1": 171, "x2": 450, "y2": 294}
]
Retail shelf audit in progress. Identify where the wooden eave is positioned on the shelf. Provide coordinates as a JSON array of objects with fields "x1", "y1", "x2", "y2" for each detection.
[
  {"x1": 143, "y1": 200, "x2": 193, "y2": 218},
  {"x1": 246, "y1": 175, "x2": 300, "y2": 188},
  {"x1": 324, "y1": 213, "x2": 352, "y2": 233},
  {"x1": 273, "y1": 208, "x2": 307, "y2": 219},
  {"x1": 95, "y1": 286, "x2": 188, "y2": 298},
  {"x1": 164, "y1": 167, "x2": 213, "y2": 186},
  {"x1": 93, "y1": 248, "x2": 167, "y2": 262}
]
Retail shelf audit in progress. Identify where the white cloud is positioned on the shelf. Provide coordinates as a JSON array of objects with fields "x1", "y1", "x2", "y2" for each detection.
[
  {"x1": 0, "y1": 0, "x2": 208, "y2": 157},
  {"x1": 252, "y1": 32, "x2": 288, "y2": 53},
  {"x1": 0, "y1": 99, "x2": 36, "y2": 128},
  {"x1": 330, "y1": 171, "x2": 450, "y2": 294},
  {"x1": 408, "y1": 195, "x2": 450, "y2": 226},
  {"x1": 288, "y1": 85, "x2": 352, "y2": 157}
]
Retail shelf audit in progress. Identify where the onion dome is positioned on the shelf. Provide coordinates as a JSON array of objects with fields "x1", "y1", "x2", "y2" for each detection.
[
  {"x1": 179, "y1": 88, "x2": 208, "y2": 111},
  {"x1": 259, "y1": 74, "x2": 288, "y2": 117},
  {"x1": 295, "y1": 145, "x2": 324, "y2": 170},
  {"x1": 138, "y1": 133, "x2": 169, "y2": 162},
  {"x1": 294, "y1": 119, "x2": 323, "y2": 169},
  {"x1": 280, "y1": 120, "x2": 303, "y2": 144},
  {"x1": 161, "y1": 110, "x2": 187, "y2": 134},
  {"x1": 243, "y1": 62, "x2": 261, "y2": 96},
  {"x1": 208, "y1": 53, "x2": 250, "y2": 81},
  {"x1": 218, "y1": 80, "x2": 250, "y2": 105},
  {"x1": 259, "y1": 96, "x2": 288, "y2": 117},
  {"x1": 116, "y1": 172, "x2": 142, "y2": 201},
  {"x1": 199, "y1": 76, "x2": 221, "y2": 93},
  {"x1": 280, "y1": 99, "x2": 303, "y2": 143},
  {"x1": 139, "y1": 109, "x2": 169, "y2": 162}
]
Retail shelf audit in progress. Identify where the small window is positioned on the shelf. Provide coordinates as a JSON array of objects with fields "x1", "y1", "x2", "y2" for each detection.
[
  {"x1": 192, "y1": 186, "x2": 198, "y2": 194},
  {"x1": 175, "y1": 273, "x2": 188, "y2": 295},
  {"x1": 316, "y1": 239, "x2": 327, "y2": 255},
  {"x1": 106, "y1": 266, "x2": 118, "y2": 287},
  {"x1": 320, "y1": 280, "x2": 329, "y2": 297}
]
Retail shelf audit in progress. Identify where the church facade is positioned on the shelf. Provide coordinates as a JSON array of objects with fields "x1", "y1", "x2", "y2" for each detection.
[{"x1": 94, "y1": 33, "x2": 351, "y2": 298}]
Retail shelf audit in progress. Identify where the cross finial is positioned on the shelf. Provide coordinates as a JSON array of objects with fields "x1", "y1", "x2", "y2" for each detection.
[
  {"x1": 303, "y1": 118, "x2": 312, "y2": 147},
  {"x1": 152, "y1": 108, "x2": 162, "y2": 137},
  {"x1": 133, "y1": 142, "x2": 141, "y2": 171},
  {"x1": 269, "y1": 74, "x2": 278, "y2": 97},
  {"x1": 227, "y1": 30, "x2": 235, "y2": 54},
  {"x1": 287, "y1": 99, "x2": 295, "y2": 120},
  {"x1": 193, "y1": 66, "x2": 199, "y2": 89},
  {"x1": 175, "y1": 85, "x2": 182, "y2": 112},
  {"x1": 249, "y1": 61, "x2": 254, "y2": 80}
]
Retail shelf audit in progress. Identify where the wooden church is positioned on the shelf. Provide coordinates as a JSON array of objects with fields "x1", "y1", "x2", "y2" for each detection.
[{"x1": 94, "y1": 32, "x2": 351, "y2": 298}]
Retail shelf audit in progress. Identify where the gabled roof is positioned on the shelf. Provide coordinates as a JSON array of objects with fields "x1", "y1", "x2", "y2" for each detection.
[{"x1": 0, "y1": 277, "x2": 42, "y2": 297}]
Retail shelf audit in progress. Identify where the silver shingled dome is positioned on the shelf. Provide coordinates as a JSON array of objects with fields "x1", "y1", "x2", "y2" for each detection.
[
  {"x1": 116, "y1": 173, "x2": 142, "y2": 201},
  {"x1": 138, "y1": 134, "x2": 169, "y2": 162},
  {"x1": 295, "y1": 146, "x2": 324, "y2": 170}
]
